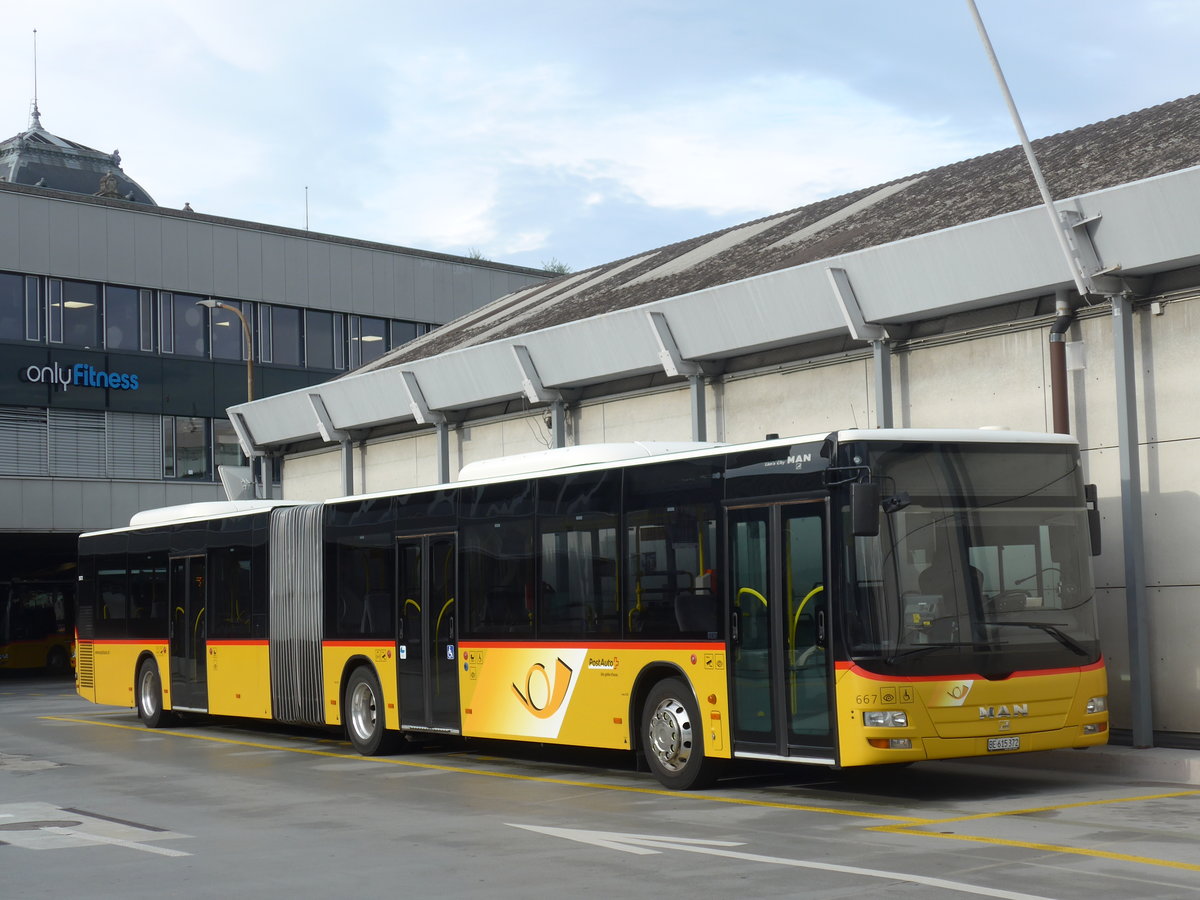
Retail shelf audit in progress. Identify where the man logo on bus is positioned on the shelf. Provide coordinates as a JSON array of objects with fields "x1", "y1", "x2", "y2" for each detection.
[{"x1": 512, "y1": 657, "x2": 574, "y2": 719}]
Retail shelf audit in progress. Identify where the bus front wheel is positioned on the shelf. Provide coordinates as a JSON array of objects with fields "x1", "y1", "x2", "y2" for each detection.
[
  {"x1": 343, "y1": 667, "x2": 399, "y2": 756},
  {"x1": 136, "y1": 659, "x2": 173, "y2": 728},
  {"x1": 641, "y1": 677, "x2": 721, "y2": 790}
]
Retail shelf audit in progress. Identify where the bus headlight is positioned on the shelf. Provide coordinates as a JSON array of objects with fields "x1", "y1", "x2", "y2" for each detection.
[
  {"x1": 864, "y1": 710, "x2": 909, "y2": 728},
  {"x1": 1086, "y1": 696, "x2": 1108, "y2": 715}
]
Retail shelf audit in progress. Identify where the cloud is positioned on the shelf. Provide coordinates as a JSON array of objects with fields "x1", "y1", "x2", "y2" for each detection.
[{"x1": 360, "y1": 52, "x2": 988, "y2": 260}]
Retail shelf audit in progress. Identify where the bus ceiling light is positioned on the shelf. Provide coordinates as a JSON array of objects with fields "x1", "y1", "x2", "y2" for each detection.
[
  {"x1": 864, "y1": 710, "x2": 909, "y2": 728},
  {"x1": 1086, "y1": 696, "x2": 1108, "y2": 714}
]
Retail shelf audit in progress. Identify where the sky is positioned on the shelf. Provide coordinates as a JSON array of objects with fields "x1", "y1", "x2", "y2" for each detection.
[{"x1": 3, "y1": 1, "x2": 1199, "y2": 273}]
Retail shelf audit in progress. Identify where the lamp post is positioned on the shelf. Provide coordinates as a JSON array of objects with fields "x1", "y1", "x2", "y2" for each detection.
[{"x1": 197, "y1": 299, "x2": 253, "y2": 401}]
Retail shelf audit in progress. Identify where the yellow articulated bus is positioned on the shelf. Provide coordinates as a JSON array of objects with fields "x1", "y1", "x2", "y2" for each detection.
[
  {"x1": 1, "y1": 580, "x2": 74, "y2": 672},
  {"x1": 75, "y1": 429, "x2": 1109, "y2": 789}
]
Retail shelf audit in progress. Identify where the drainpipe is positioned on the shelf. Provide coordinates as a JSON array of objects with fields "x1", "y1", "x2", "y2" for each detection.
[{"x1": 1048, "y1": 292, "x2": 1075, "y2": 434}]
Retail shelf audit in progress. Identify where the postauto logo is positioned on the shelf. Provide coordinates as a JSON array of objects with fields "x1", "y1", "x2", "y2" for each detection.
[{"x1": 20, "y1": 362, "x2": 140, "y2": 392}]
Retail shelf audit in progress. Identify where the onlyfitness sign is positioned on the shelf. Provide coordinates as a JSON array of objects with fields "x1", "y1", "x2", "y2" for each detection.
[{"x1": 20, "y1": 362, "x2": 141, "y2": 392}]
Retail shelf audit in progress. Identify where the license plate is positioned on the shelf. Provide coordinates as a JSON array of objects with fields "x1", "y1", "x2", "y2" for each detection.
[{"x1": 987, "y1": 736, "x2": 1020, "y2": 752}]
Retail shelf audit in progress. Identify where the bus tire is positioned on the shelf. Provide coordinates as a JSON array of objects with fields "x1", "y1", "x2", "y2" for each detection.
[
  {"x1": 344, "y1": 666, "x2": 398, "y2": 756},
  {"x1": 641, "y1": 677, "x2": 721, "y2": 790},
  {"x1": 136, "y1": 659, "x2": 173, "y2": 728}
]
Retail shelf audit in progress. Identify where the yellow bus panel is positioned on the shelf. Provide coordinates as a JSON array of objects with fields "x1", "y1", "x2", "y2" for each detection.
[
  {"x1": 459, "y1": 641, "x2": 732, "y2": 758},
  {"x1": 321, "y1": 641, "x2": 400, "y2": 729},
  {"x1": 835, "y1": 660, "x2": 1109, "y2": 767},
  {"x1": 207, "y1": 641, "x2": 272, "y2": 720},
  {"x1": 85, "y1": 641, "x2": 166, "y2": 709}
]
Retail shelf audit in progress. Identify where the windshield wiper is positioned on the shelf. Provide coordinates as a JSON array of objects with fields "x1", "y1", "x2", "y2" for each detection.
[
  {"x1": 885, "y1": 641, "x2": 994, "y2": 663},
  {"x1": 988, "y1": 621, "x2": 1089, "y2": 657}
]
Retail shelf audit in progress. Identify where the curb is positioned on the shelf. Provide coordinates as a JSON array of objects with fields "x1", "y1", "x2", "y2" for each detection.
[{"x1": 934, "y1": 744, "x2": 1200, "y2": 786}]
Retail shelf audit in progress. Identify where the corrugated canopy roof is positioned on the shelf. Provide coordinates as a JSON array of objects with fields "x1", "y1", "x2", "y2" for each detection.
[{"x1": 362, "y1": 93, "x2": 1200, "y2": 374}]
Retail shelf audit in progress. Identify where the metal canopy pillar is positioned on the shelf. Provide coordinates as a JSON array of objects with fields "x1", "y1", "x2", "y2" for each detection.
[
  {"x1": 646, "y1": 310, "x2": 708, "y2": 441},
  {"x1": 1113, "y1": 295, "x2": 1154, "y2": 747},
  {"x1": 826, "y1": 267, "x2": 893, "y2": 428},
  {"x1": 400, "y1": 370, "x2": 451, "y2": 484},
  {"x1": 308, "y1": 391, "x2": 354, "y2": 496},
  {"x1": 512, "y1": 344, "x2": 569, "y2": 448},
  {"x1": 228, "y1": 410, "x2": 270, "y2": 498}
]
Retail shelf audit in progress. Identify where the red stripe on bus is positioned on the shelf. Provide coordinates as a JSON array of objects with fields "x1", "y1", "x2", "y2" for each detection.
[
  {"x1": 207, "y1": 639, "x2": 269, "y2": 647},
  {"x1": 321, "y1": 640, "x2": 396, "y2": 648},
  {"x1": 460, "y1": 640, "x2": 725, "y2": 652},
  {"x1": 84, "y1": 639, "x2": 168, "y2": 646},
  {"x1": 836, "y1": 657, "x2": 1105, "y2": 681}
]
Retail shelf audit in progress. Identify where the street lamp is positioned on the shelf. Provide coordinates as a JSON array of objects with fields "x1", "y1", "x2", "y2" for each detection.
[{"x1": 197, "y1": 299, "x2": 254, "y2": 401}]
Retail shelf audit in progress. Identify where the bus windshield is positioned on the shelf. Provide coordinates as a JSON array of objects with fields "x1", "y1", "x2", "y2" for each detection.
[{"x1": 842, "y1": 442, "x2": 1100, "y2": 676}]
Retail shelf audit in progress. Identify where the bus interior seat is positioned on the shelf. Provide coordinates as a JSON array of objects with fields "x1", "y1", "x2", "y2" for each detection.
[{"x1": 674, "y1": 590, "x2": 718, "y2": 634}]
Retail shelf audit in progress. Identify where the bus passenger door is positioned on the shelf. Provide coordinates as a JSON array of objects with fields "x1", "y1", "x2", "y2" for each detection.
[
  {"x1": 168, "y1": 555, "x2": 208, "y2": 711},
  {"x1": 396, "y1": 533, "x2": 460, "y2": 733},
  {"x1": 727, "y1": 501, "x2": 833, "y2": 760}
]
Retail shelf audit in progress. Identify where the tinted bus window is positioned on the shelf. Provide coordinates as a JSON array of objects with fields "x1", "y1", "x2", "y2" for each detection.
[
  {"x1": 537, "y1": 471, "x2": 620, "y2": 636},
  {"x1": 625, "y1": 459, "x2": 722, "y2": 638},
  {"x1": 461, "y1": 481, "x2": 534, "y2": 636},
  {"x1": 95, "y1": 555, "x2": 129, "y2": 639},
  {"x1": 327, "y1": 498, "x2": 395, "y2": 639}
]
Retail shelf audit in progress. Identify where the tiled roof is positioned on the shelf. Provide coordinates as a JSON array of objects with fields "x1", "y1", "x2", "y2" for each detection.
[{"x1": 367, "y1": 93, "x2": 1200, "y2": 373}]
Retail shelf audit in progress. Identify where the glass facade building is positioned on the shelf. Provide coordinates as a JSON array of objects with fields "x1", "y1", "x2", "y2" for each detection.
[{"x1": 0, "y1": 172, "x2": 549, "y2": 584}]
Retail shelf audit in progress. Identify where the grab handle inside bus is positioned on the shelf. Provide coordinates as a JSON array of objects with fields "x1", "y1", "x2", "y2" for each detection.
[
  {"x1": 1085, "y1": 483, "x2": 1102, "y2": 556},
  {"x1": 851, "y1": 481, "x2": 881, "y2": 537}
]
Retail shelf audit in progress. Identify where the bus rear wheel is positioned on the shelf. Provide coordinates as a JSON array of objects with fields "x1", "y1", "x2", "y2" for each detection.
[
  {"x1": 344, "y1": 667, "x2": 399, "y2": 756},
  {"x1": 136, "y1": 659, "x2": 173, "y2": 728},
  {"x1": 641, "y1": 677, "x2": 721, "y2": 790}
]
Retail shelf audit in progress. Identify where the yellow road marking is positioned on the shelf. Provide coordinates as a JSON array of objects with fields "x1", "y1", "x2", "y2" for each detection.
[
  {"x1": 40, "y1": 714, "x2": 1200, "y2": 871},
  {"x1": 873, "y1": 825, "x2": 1200, "y2": 873},
  {"x1": 868, "y1": 789, "x2": 1200, "y2": 873},
  {"x1": 40, "y1": 716, "x2": 918, "y2": 823},
  {"x1": 898, "y1": 789, "x2": 1200, "y2": 826}
]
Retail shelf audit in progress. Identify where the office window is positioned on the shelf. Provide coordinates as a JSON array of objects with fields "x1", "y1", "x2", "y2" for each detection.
[
  {"x1": 171, "y1": 293, "x2": 207, "y2": 357},
  {"x1": 0, "y1": 273, "x2": 23, "y2": 341},
  {"x1": 164, "y1": 416, "x2": 210, "y2": 479},
  {"x1": 305, "y1": 310, "x2": 342, "y2": 370},
  {"x1": 211, "y1": 300, "x2": 248, "y2": 361},
  {"x1": 256, "y1": 305, "x2": 272, "y2": 362},
  {"x1": 26, "y1": 277, "x2": 42, "y2": 341},
  {"x1": 139, "y1": 290, "x2": 154, "y2": 351},
  {"x1": 105, "y1": 286, "x2": 141, "y2": 351},
  {"x1": 60, "y1": 280, "x2": 102, "y2": 348},
  {"x1": 271, "y1": 306, "x2": 302, "y2": 366},
  {"x1": 389, "y1": 320, "x2": 419, "y2": 349},
  {"x1": 162, "y1": 417, "x2": 175, "y2": 478},
  {"x1": 213, "y1": 418, "x2": 245, "y2": 471},
  {"x1": 349, "y1": 315, "x2": 387, "y2": 368},
  {"x1": 159, "y1": 292, "x2": 174, "y2": 353}
]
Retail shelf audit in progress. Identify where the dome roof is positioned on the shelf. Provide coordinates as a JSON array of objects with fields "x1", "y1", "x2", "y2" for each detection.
[{"x1": 0, "y1": 107, "x2": 156, "y2": 205}]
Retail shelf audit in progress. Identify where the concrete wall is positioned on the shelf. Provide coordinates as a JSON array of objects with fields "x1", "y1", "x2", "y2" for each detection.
[
  {"x1": 0, "y1": 476, "x2": 225, "y2": 533},
  {"x1": 0, "y1": 188, "x2": 546, "y2": 323}
]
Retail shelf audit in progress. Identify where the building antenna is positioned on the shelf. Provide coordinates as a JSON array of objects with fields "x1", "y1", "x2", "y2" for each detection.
[
  {"x1": 30, "y1": 28, "x2": 42, "y2": 128},
  {"x1": 305, "y1": 185, "x2": 309, "y2": 230}
]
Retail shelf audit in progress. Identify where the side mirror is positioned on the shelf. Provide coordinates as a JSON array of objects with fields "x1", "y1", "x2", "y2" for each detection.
[
  {"x1": 1084, "y1": 484, "x2": 1102, "y2": 556},
  {"x1": 851, "y1": 482, "x2": 881, "y2": 537}
]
